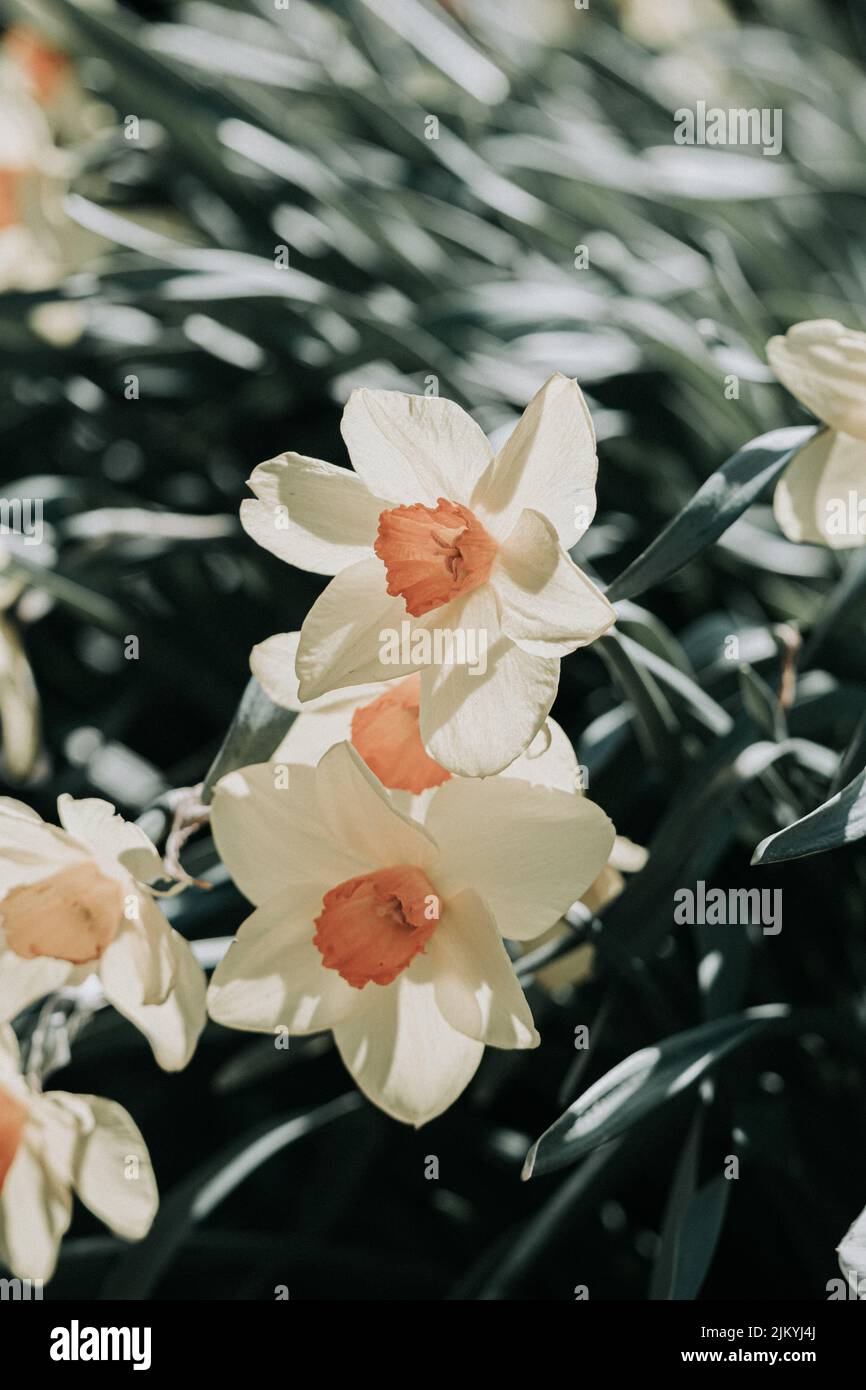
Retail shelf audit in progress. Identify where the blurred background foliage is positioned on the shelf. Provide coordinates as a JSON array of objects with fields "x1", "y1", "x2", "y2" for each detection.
[{"x1": 2, "y1": 0, "x2": 866, "y2": 1299}]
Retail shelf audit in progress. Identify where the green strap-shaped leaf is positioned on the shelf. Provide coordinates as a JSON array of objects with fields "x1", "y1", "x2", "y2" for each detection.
[
  {"x1": 752, "y1": 760, "x2": 866, "y2": 865},
  {"x1": 201, "y1": 676, "x2": 295, "y2": 802},
  {"x1": 606, "y1": 425, "x2": 818, "y2": 603},
  {"x1": 103, "y1": 1094, "x2": 362, "y2": 1298},
  {"x1": 523, "y1": 1006, "x2": 789, "y2": 1178}
]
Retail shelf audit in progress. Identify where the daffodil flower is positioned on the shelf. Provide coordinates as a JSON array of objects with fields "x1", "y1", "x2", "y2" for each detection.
[
  {"x1": 0, "y1": 795, "x2": 206, "y2": 1071},
  {"x1": 207, "y1": 741, "x2": 615, "y2": 1125},
  {"x1": 253, "y1": 629, "x2": 646, "y2": 991},
  {"x1": 0, "y1": 1024, "x2": 157, "y2": 1282},
  {"x1": 252, "y1": 631, "x2": 579, "y2": 801},
  {"x1": 768, "y1": 320, "x2": 866, "y2": 549},
  {"x1": 242, "y1": 374, "x2": 615, "y2": 776}
]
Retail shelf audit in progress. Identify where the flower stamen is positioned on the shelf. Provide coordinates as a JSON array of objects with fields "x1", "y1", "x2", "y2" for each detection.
[
  {"x1": 374, "y1": 497, "x2": 497, "y2": 617},
  {"x1": 314, "y1": 864, "x2": 439, "y2": 988},
  {"x1": 1, "y1": 862, "x2": 123, "y2": 965}
]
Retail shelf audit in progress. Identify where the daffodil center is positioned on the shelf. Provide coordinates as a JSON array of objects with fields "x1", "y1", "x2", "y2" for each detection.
[
  {"x1": 374, "y1": 498, "x2": 497, "y2": 617},
  {"x1": 350, "y1": 674, "x2": 451, "y2": 794},
  {"x1": 314, "y1": 865, "x2": 440, "y2": 988},
  {"x1": 0, "y1": 1082, "x2": 26, "y2": 1195},
  {"x1": 1, "y1": 861, "x2": 123, "y2": 965}
]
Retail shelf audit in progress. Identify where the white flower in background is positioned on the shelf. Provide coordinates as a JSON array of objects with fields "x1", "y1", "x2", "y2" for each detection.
[
  {"x1": 0, "y1": 27, "x2": 100, "y2": 307},
  {"x1": 207, "y1": 741, "x2": 615, "y2": 1125},
  {"x1": 526, "y1": 834, "x2": 648, "y2": 992},
  {"x1": 242, "y1": 374, "x2": 615, "y2": 777},
  {"x1": 0, "y1": 1024, "x2": 157, "y2": 1282},
  {"x1": 4, "y1": 26, "x2": 84, "y2": 140},
  {"x1": 768, "y1": 320, "x2": 866, "y2": 550},
  {"x1": 0, "y1": 796, "x2": 206, "y2": 1071},
  {"x1": 616, "y1": 0, "x2": 733, "y2": 49}
]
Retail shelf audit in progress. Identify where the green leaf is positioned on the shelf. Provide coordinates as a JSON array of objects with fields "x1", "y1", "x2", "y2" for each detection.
[
  {"x1": 595, "y1": 630, "x2": 681, "y2": 766},
  {"x1": 739, "y1": 663, "x2": 786, "y2": 742},
  {"x1": 671, "y1": 1171, "x2": 731, "y2": 1300},
  {"x1": 649, "y1": 1103, "x2": 703, "y2": 1300},
  {"x1": 104, "y1": 1094, "x2": 362, "y2": 1298},
  {"x1": 201, "y1": 676, "x2": 295, "y2": 802},
  {"x1": 752, "y1": 760, "x2": 866, "y2": 866},
  {"x1": 606, "y1": 426, "x2": 818, "y2": 603},
  {"x1": 616, "y1": 629, "x2": 733, "y2": 737},
  {"x1": 523, "y1": 1006, "x2": 789, "y2": 1178}
]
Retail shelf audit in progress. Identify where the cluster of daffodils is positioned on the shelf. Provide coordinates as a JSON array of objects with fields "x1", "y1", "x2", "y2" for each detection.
[
  {"x1": 208, "y1": 373, "x2": 626, "y2": 1123},
  {"x1": 0, "y1": 326, "x2": 849, "y2": 1282},
  {"x1": 0, "y1": 371, "x2": 625, "y2": 1280},
  {"x1": 0, "y1": 794, "x2": 206, "y2": 1280}
]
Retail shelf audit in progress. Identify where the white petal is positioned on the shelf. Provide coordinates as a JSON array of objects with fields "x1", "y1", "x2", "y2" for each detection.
[
  {"x1": 0, "y1": 801, "x2": 83, "y2": 895},
  {"x1": 56, "y1": 795, "x2": 163, "y2": 884},
  {"x1": 341, "y1": 388, "x2": 493, "y2": 507},
  {"x1": 102, "y1": 923, "x2": 206, "y2": 1072},
  {"x1": 773, "y1": 429, "x2": 866, "y2": 549},
  {"x1": 332, "y1": 958, "x2": 483, "y2": 1125},
  {"x1": 0, "y1": 797, "x2": 43, "y2": 823},
  {"x1": 316, "y1": 742, "x2": 438, "y2": 873},
  {"x1": 473, "y1": 373, "x2": 598, "y2": 545},
  {"x1": 272, "y1": 702, "x2": 354, "y2": 768},
  {"x1": 250, "y1": 631, "x2": 304, "y2": 710},
  {"x1": 494, "y1": 508, "x2": 615, "y2": 656},
  {"x1": 207, "y1": 883, "x2": 363, "y2": 1035},
  {"x1": 427, "y1": 888, "x2": 538, "y2": 1049},
  {"x1": 0, "y1": 1133, "x2": 71, "y2": 1282},
  {"x1": 767, "y1": 320, "x2": 866, "y2": 442},
  {"x1": 0, "y1": 948, "x2": 73, "y2": 1022},
  {"x1": 254, "y1": 632, "x2": 393, "y2": 737},
  {"x1": 0, "y1": 1022, "x2": 20, "y2": 1074},
  {"x1": 581, "y1": 864, "x2": 625, "y2": 914},
  {"x1": 296, "y1": 558, "x2": 420, "y2": 702},
  {"x1": 99, "y1": 894, "x2": 177, "y2": 1008},
  {"x1": 609, "y1": 836, "x2": 648, "y2": 874},
  {"x1": 536, "y1": 939, "x2": 596, "y2": 993},
  {"x1": 419, "y1": 587, "x2": 560, "y2": 777},
  {"x1": 46, "y1": 1092, "x2": 158, "y2": 1240},
  {"x1": 0, "y1": 613, "x2": 39, "y2": 783},
  {"x1": 425, "y1": 776, "x2": 615, "y2": 941},
  {"x1": 241, "y1": 453, "x2": 384, "y2": 575},
  {"x1": 839, "y1": 1202, "x2": 866, "y2": 1295},
  {"x1": 211, "y1": 761, "x2": 364, "y2": 906},
  {"x1": 499, "y1": 717, "x2": 579, "y2": 793}
]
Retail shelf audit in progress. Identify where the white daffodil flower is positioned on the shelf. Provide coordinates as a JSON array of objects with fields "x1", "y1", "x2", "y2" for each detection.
[
  {"x1": 253, "y1": 631, "x2": 579, "y2": 802},
  {"x1": 0, "y1": 30, "x2": 101, "y2": 307},
  {"x1": 0, "y1": 795, "x2": 206, "y2": 1071},
  {"x1": 0, "y1": 1023, "x2": 157, "y2": 1282},
  {"x1": 254, "y1": 629, "x2": 645, "y2": 991},
  {"x1": 207, "y1": 740, "x2": 615, "y2": 1126},
  {"x1": 242, "y1": 374, "x2": 616, "y2": 777},
  {"x1": 768, "y1": 319, "x2": 866, "y2": 549}
]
